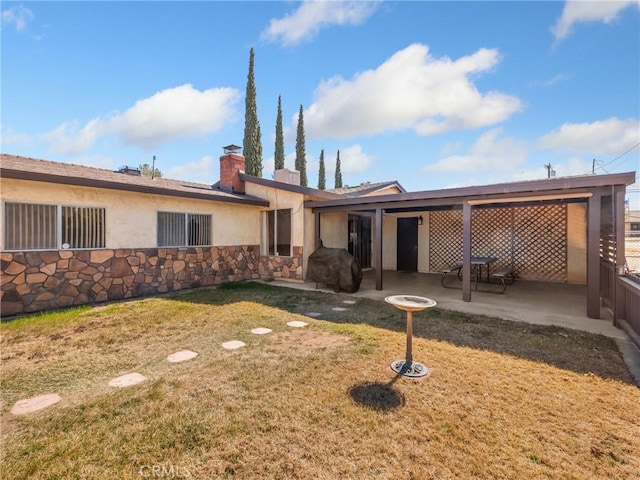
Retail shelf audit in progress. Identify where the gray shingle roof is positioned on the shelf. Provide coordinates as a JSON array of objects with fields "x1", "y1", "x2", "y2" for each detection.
[{"x1": 1, "y1": 154, "x2": 269, "y2": 206}]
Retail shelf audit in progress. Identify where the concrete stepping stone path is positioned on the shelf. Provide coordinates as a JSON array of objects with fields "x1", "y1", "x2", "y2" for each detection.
[
  {"x1": 343, "y1": 300, "x2": 356, "y2": 304},
  {"x1": 11, "y1": 393, "x2": 61, "y2": 415},
  {"x1": 287, "y1": 320, "x2": 308, "y2": 328},
  {"x1": 108, "y1": 372, "x2": 147, "y2": 388},
  {"x1": 331, "y1": 307, "x2": 348, "y2": 312},
  {"x1": 222, "y1": 340, "x2": 246, "y2": 350},
  {"x1": 167, "y1": 350, "x2": 198, "y2": 363},
  {"x1": 251, "y1": 327, "x2": 272, "y2": 335},
  {"x1": 305, "y1": 312, "x2": 322, "y2": 317}
]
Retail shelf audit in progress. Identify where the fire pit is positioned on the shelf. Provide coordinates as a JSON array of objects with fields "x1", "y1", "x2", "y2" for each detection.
[{"x1": 385, "y1": 295, "x2": 437, "y2": 378}]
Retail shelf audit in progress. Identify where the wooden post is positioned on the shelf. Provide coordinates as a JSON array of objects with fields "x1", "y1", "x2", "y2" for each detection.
[
  {"x1": 614, "y1": 185, "x2": 626, "y2": 325},
  {"x1": 375, "y1": 207, "x2": 383, "y2": 290},
  {"x1": 462, "y1": 202, "x2": 472, "y2": 302},
  {"x1": 587, "y1": 193, "x2": 602, "y2": 319},
  {"x1": 314, "y1": 211, "x2": 321, "y2": 250}
]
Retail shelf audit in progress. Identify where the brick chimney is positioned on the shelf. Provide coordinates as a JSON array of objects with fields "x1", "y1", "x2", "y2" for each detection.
[{"x1": 219, "y1": 145, "x2": 245, "y2": 194}]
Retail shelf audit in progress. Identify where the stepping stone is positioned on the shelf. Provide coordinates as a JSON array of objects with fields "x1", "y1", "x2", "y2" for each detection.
[
  {"x1": 167, "y1": 350, "x2": 198, "y2": 363},
  {"x1": 11, "y1": 393, "x2": 61, "y2": 415},
  {"x1": 305, "y1": 312, "x2": 322, "y2": 317},
  {"x1": 331, "y1": 307, "x2": 348, "y2": 312},
  {"x1": 343, "y1": 300, "x2": 356, "y2": 304},
  {"x1": 287, "y1": 320, "x2": 308, "y2": 328},
  {"x1": 108, "y1": 373, "x2": 147, "y2": 388},
  {"x1": 222, "y1": 340, "x2": 246, "y2": 350},
  {"x1": 251, "y1": 327, "x2": 272, "y2": 335}
]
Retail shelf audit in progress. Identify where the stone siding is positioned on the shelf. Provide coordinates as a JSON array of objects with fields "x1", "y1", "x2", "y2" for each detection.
[{"x1": 1, "y1": 246, "x2": 303, "y2": 317}]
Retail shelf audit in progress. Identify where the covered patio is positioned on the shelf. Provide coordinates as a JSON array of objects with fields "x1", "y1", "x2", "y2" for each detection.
[{"x1": 306, "y1": 171, "x2": 636, "y2": 324}]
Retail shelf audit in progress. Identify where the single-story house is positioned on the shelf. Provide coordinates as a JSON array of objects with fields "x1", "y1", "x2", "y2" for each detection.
[{"x1": 1, "y1": 151, "x2": 637, "y2": 335}]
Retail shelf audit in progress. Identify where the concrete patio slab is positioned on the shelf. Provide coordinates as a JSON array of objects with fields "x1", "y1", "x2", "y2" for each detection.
[
  {"x1": 108, "y1": 373, "x2": 147, "y2": 388},
  {"x1": 11, "y1": 393, "x2": 61, "y2": 415},
  {"x1": 221, "y1": 340, "x2": 246, "y2": 350},
  {"x1": 167, "y1": 350, "x2": 198, "y2": 363}
]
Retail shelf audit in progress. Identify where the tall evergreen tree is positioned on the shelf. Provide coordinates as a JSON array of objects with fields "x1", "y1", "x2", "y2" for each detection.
[
  {"x1": 274, "y1": 95, "x2": 285, "y2": 171},
  {"x1": 242, "y1": 48, "x2": 263, "y2": 177},
  {"x1": 295, "y1": 105, "x2": 308, "y2": 186},
  {"x1": 318, "y1": 149, "x2": 326, "y2": 190},
  {"x1": 335, "y1": 149, "x2": 343, "y2": 188}
]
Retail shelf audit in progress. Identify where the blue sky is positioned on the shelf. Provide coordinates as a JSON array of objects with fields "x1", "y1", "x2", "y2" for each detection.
[{"x1": 2, "y1": 1, "x2": 639, "y2": 208}]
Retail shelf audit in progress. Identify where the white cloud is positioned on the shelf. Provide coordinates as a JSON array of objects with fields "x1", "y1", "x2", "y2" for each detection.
[
  {"x1": 423, "y1": 128, "x2": 528, "y2": 173},
  {"x1": 0, "y1": 125, "x2": 30, "y2": 146},
  {"x1": 528, "y1": 73, "x2": 570, "y2": 88},
  {"x1": 538, "y1": 117, "x2": 640, "y2": 155},
  {"x1": 166, "y1": 155, "x2": 216, "y2": 183},
  {"x1": 302, "y1": 44, "x2": 522, "y2": 140},
  {"x1": 336, "y1": 145, "x2": 375, "y2": 174},
  {"x1": 262, "y1": 0, "x2": 379, "y2": 47},
  {"x1": 552, "y1": 0, "x2": 639, "y2": 41},
  {"x1": 43, "y1": 85, "x2": 240, "y2": 154},
  {"x1": 2, "y1": 5, "x2": 34, "y2": 32}
]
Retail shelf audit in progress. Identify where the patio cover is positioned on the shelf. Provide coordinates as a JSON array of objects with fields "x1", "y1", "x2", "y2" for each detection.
[{"x1": 305, "y1": 171, "x2": 636, "y2": 319}]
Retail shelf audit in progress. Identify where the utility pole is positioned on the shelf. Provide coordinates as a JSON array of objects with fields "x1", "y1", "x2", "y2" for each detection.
[{"x1": 544, "y1": 163, "x2": 553, "y2": 179}]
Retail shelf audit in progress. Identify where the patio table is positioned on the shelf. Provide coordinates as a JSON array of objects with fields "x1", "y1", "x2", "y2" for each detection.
[
  {"x1": 385, "y1": 295, "x2": 437, "y2": 378},
  {"x1": 470, "y1": 256, "x2": 498, "y2": 289}
]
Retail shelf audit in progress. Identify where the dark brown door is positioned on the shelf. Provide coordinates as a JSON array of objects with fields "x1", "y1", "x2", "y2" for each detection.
[{"x1": 397, "y1": 217, "x2": 418, "y2": 271}]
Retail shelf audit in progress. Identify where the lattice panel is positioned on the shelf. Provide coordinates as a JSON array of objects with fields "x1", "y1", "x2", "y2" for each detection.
[
  {"x1": 429, "y1": 210, "x2": 463, "y2": 270},
  {"x1": 428, "y1": 204, "x2": 568, "y2": 282},
  {"x1": 513, "y1": 205, "x2": 567, "y2": 282},
  {"x1": 471, "y1": 208, "x2": 513, "y2": 273}
]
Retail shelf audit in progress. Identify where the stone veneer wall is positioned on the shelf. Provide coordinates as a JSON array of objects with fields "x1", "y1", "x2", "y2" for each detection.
[{"x1": 1, "y1": 245, "x2": 303, "y2": 317}]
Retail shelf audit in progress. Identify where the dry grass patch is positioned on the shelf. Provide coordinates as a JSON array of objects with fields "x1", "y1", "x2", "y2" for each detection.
[{"x1": 1, "y1": 282, "x2": 639, "y2": 479}]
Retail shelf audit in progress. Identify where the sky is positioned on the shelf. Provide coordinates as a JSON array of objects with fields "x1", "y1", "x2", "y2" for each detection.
[{"x1": 2, "y1": 1, "x2": 639, "y2": 208}]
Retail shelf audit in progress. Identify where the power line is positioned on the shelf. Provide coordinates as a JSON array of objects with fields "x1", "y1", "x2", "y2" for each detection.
[{"x1": 594, "y1": 142, "x2": 640, "y2": 172}]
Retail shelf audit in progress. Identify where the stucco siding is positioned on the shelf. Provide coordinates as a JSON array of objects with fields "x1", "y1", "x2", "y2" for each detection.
[
  {"x1": 1, "y1": 178, "x2": 261, "y2": 249},
  {"x1": 319, "y1": 212, "x2": 348, "y2": 249},
  {"x1": 245, "y1": 183, "x2": 305, "y2": 248},
  {"x1": 567, "y1": 203, "x2": 587, "y2": 284}
]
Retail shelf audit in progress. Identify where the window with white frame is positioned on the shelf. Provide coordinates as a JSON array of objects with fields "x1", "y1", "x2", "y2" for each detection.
[
  {"x1": 157, "y1": 212, "x2": 211, "y2": 247},
  {"x1": 265, "y1": 209, "x2": 292, "y2": 256},
  {"x1": 3, "y1": 202, "x2": 105, "y2": 251}
]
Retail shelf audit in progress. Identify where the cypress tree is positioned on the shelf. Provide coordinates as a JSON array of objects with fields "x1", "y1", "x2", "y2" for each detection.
[
  {"x1": 318, "y1": 149, "x2": 326, "y2": 190},
  {"x1": 295, "y1": 105, "x2": 308, "y2": 186},
  {"x1": 242, "y1": 48, "x2": 263, "y2": 177},
  {"x1": 335, "y1": 149, "x2": 343, "y2": 188},
  {"x1": 274, "y1": 95, "x2": 285, "y2": 171}
]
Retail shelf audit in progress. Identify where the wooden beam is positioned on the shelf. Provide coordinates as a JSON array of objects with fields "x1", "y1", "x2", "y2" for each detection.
[
  {"x1": 375, "y1": 207, "x2": 383, "y2": 290},
  {"x1": 587, "y1": 193, "x2": 601, "y2": 318},
  {"x1": 462, "y1": 202, "x2": 472, "y2": 302}
]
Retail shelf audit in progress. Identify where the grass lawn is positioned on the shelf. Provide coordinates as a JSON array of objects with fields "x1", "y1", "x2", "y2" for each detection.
[{"x1": 1, "y1": 282, "x2": 639, "y2": 479}]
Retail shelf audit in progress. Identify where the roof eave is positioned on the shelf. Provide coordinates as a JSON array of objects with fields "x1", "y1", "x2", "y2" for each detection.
[
  {"x1": 2, "y1": 168, "x2": 270, "y2": 207},
  {"x1": 305, "y1": 171, "x2": 637, "y2": 209}
]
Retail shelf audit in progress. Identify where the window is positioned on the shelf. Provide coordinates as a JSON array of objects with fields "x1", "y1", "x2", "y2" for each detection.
[
  {"x1": 62, "y1": 206, "x2": 105, "y2": 249},
  {"x1": 3, "y1": 202, "x2": 105, "y2": 251},
  {"x1": 157, "y1": 212, "x2": 211, "y2": 247},
  {"x1": 266, "y1": 209, "x2": 291, "y2": 256}
]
